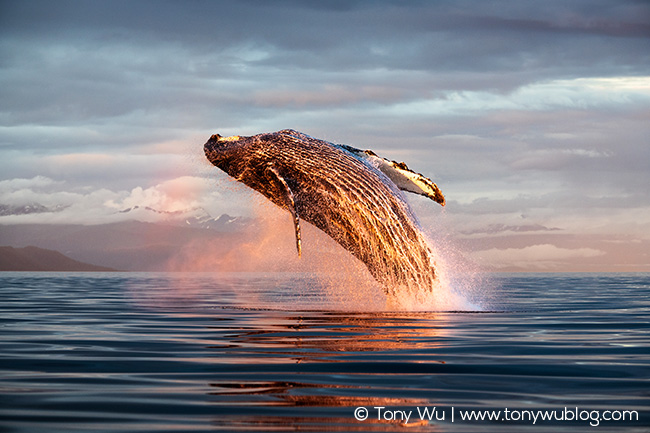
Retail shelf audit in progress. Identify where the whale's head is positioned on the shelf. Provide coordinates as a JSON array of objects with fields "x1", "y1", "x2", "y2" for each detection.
[{"x1": 204, "y1": 134, "x2": 250, "y2": 178}]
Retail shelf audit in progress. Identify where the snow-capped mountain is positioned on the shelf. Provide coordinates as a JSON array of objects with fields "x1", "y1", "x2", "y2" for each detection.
[
  {"x1": 117, "y1": 205, "x2": 250, "y2": 231},
  {"x1": 0, "y1": 203, "x2": 69, "y2": 216}
]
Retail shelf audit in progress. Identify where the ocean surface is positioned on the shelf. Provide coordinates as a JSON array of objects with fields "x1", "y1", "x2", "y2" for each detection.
[{"x1": 0, "y1": 272, "x2": 648, "y2": 432}]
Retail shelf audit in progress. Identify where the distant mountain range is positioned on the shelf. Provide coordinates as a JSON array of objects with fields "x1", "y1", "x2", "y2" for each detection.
[
  {"x1": 0, "y1": 217, "x2": 248, "y2": 271},
  {"x1": 0, "y1": 203, "x2": 69, "y2": 216},
  {"x1": 115, "y1": 206, "x2": 250, "y2": 230},
  {"x1": 182, "y1": 211, "x2": 249, "y2": 231},
  {"x1": 0, "y1": 245, "x2": 116, "y2": 271},
  {"x1": 0, "y1": 209, "x2": 352, "y2": 273},
  {"x1": 1, "y1": 207, "x2": 647, "y2": 273},
  {"x1": 0, "y1": 205, "x2": 266, "y2": 271}
]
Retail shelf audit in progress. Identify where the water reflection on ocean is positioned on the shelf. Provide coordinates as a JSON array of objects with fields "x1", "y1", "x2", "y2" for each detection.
[{"x1": 0, "y1": 272, "x2": 648, "y2": 432}]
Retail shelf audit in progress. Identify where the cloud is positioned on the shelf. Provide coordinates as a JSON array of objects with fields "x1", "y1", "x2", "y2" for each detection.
[
  {"x1": 0, "y1": 175, "x2": 254, "y2": 225},
  {"x1": 106, "y1": 176, "x2": 213, "y2": 214},
  {"x1": 0, "y1": 175, "x2": 60, "y2": 193},
  {"x1": 253, "y1": 84, "x2": 407, "y2": 108},
  {"x1": 0, "y1": 0, "x2": 648, "y2": 270},
  {"x1": 471, "y1": 243, "x2": 605, "y2": 270},
  {"x1": 384, "y1": 77, "x2": 650, "y2": 118}
]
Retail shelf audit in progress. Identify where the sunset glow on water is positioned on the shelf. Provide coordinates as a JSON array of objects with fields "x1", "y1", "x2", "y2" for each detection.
[{"x1": 1, "y1": 272, "x2": 648, "y2": 432}]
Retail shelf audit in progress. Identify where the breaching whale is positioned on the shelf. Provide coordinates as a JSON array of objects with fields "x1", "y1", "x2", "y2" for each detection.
[{"x1": 204, "y1": 129, "x2": 445, "y2": 295}]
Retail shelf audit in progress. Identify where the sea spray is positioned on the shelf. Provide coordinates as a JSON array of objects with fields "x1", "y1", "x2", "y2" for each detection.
[{"x1": 167, "y1": 187, "x2": 487, "y2": 311}]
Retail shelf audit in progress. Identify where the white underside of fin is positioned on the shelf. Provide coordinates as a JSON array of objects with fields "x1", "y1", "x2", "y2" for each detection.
[{"x1": 338, "y1": 145, "x2": 445, "y2": 206}]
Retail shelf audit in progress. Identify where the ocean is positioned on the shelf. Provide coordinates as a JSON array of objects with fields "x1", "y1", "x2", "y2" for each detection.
[{"x1": 0, "y1": 272, "x2": 648, "y2": 432}]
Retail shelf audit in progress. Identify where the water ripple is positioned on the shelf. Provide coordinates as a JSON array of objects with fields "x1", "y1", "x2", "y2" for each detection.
[{"x1": 1, "y1": 272, "x2": 648, "y2": 432}]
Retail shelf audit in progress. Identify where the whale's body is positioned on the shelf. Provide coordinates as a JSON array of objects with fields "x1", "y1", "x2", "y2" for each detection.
[{"x1": 204, "y1": 129, "x2": 445, "y2": 295}]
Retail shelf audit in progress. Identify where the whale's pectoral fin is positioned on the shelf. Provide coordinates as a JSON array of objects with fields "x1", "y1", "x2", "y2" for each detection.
[
  {"x1": 375, "y1": 158, "x2": 446, "y2": 206},
  {"x1": 264, "y1": 165, "x2": 302, "y2": 257},
  {"x1": 339, "y1": 145, "x2": 446, "y2": 206}
]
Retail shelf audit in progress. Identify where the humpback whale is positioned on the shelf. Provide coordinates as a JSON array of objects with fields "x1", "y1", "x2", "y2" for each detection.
[{"x1": 204, "y1": 129, "x2": 445, "y2": 296}]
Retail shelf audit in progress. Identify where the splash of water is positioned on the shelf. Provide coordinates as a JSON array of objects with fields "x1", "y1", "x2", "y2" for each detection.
[{"x1": 168, "y1": 185, "x2": 486, "y2": 312}]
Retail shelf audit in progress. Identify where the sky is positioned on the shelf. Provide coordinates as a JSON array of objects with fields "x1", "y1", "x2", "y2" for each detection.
[{"x1": 1, "y1": 0, "x2": 649, "y2": 271}]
